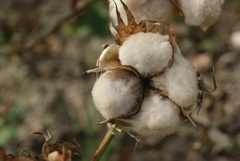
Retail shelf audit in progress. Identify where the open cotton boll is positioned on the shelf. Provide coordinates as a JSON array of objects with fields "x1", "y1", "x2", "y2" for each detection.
[
  {"x1": 109, "y1": 0, "x2": 176, "y2": 26},
  {"x1": 120, "y1": 92, "x2": 181, "y2": 139},
  {"x1": 166, "y1": 54, "x2": 198, "y2": 108},
  {"x1": 92, "y1": 70, "x2": 141, "y2": 119},
  {"x1": 178, "y1": 0, "x2": 224, "y2": 31},
  {"x1": 119, "y1": 32, "x2": 173, "y2": 76}
]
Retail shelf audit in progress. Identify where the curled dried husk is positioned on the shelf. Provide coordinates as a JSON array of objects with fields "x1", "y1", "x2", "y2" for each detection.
[
  {"x1": 0, "y1": 132, "x2": 80, "y2": 161},
  {"x1": 0, "y1": 147, "x2": 33, "y2": 161},
  {"x1": 32, "y1": 131, "x2": 80, "y2": 161}
]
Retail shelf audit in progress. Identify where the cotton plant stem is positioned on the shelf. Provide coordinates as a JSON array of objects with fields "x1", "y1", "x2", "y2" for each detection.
[{"x1": 90, "y1": 129, "x2": 115, "y2": 161}]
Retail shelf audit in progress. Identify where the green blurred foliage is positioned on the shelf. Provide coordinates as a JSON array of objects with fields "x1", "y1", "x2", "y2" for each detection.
[
  {"x1": 62, "y1": 2, "x2": 109, "y2": 37},
  {"x1": 14, "y1": 65, "x2": 30, "y2": 81},
  {"x1": 200, "y1": 33, "x2": 221, "y2": 52},
  {"x1": 0, "y1": 105, "x2": 25, "y2": 145}
]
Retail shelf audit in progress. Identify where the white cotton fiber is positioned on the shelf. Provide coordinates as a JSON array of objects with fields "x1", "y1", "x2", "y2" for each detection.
[
  {"x1": 121, "y1": 92, "x2": 181, "y2": 139},
  {"x1": 166, "y1": 54, "x2": 198, "y2": 108},
  {"x1": 109, "y1": 0, "x2": 176, "y2": 26},
  {"x1": 119, "y1": 32, "x2": 173, "y2": 76},
  {"x1": 97, "y1": 44, "x2": 120, "y2": 69},
  {"x1": 91, "y1": 70, "x2": 141, "y2": 119},
  {"x1": 178, "y1": 0, "x2": 224, "y2": 31},
  {"x1": 151, "y1": 74, "x2": 167, "y2": 92}
]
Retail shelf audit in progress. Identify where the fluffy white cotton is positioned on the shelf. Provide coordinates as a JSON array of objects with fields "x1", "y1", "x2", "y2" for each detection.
[
  {"x1": 178, "y1": 0, "x2": 224, "y2": 31},
  {"x1": 121, "y1": 92, "x2": 181, "y2": 139},
  {"x1": 109, "y1": 0, "x2": 176, "y2": 26},
  {"x1": 166, "y1": 54, "x2": 198, "y2": 108},
  {"x1": 97, "y1": 44, "x2": 120, "y2": 69},
  {"x1": 151, "y1": 74, "x2": 167, "y2": 92},
  {"x1": 230, "y1": 31, "x2": 240, "y2": 51},
  {"x1": 92, "y1": 70, "x2": 141, "y2": 119},
  {"x1": 119, "y1": 32, "x2": 173, "y2": 76}
]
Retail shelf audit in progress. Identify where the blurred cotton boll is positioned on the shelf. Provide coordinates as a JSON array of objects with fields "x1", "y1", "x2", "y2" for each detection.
[
  {"x1": 230, "y1": 30, "x2": 240, "y2": 51},
  {"x1": 119, "y1": 32, "x2": 173, "y2": 76},
  {"x1": 109, "y1": 0, "x2": 176, "y2": 26},
  {"x1": 91, "y1": 70, "x2": 141, "y2": 119},
  {"x1": 166, "y1": 54, "x2": 198, "y2": 108},
  {"x1": 178, "y1": 0, "x2": 224, "y2": 31},
  {"x1": 120, "y1": 92, "x2": 181, "y2": 139}
]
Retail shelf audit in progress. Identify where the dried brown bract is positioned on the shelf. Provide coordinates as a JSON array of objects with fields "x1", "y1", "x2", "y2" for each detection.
[
  {"x1": 32, "y1": 131, "x2": 80, "y2": 161},
  {"x1": 0, "y1": 147, "x2": 33, "y2": 161},
  {"x1": 0, "y1": 131, "x2": 80, "y2": 161}
]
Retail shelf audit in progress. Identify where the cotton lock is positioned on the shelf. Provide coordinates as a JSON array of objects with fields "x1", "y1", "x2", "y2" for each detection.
[
  {"x1": 120, "y1": 92, "x2": 181, "y2": 140},
  {"x1": 119, "y1": 32, "x2": 173, "y2": 76},
  {"x1": 92, "y1": 70, "x2": 141, "y2": 119}
]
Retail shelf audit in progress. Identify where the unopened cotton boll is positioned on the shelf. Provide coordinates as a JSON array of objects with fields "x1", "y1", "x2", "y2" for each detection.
[
  {"x1": 178, "y1": 0, "x2": 224, "y2": 31},
  {"x1": 109, "y1": 0, "x2": 176, "y2": 26},
  {"x1": 166, "y1": 54, "x2": 198, "y2": 108},
  {"x1": 119, "y1": 32, "x2": 173, "y2": 76},
  {"x1": 92, "y1": 70, "x2": 141, "y2": 119},
  {"x1": 120, "y1": 92, "x2": 181, "y2": 139}
]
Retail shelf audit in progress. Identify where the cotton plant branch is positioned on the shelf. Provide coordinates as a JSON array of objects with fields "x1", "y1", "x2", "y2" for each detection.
[
  {"x1": 3, "y1": 0, "x2": 95, "y2": 57},
  {"x1": 90, "y1": 127, "x2": 115, "y2": 161}
]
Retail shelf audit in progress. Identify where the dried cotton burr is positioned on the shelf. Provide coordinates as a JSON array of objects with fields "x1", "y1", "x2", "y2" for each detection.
[
  {"x1": 87, "y1": 0, "x2": 216, "y2": 141},
  {"x1": 109, "y1": 0, "x2": 224, "y2": 31}
]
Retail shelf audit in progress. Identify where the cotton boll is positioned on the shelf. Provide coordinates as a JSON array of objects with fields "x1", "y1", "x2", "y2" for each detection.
[
  {"x1": 92, "y1": 70, "x2": 141, "y2": 119},
  {"x1": 120, "y1": 92, "x2": 181, "y2": 139},
  {"x1": 166, "y1": 54, "x2": 198, "y2": 108},
  {"x1": 178, "y1": 0, "x2": 224, "y2": 31},
  {"x1": 109, "y1": 0, "x2": 176, "y2": 26},
  {"x1": 119, "y1": 32, "x2": 173, "y2": 76}
]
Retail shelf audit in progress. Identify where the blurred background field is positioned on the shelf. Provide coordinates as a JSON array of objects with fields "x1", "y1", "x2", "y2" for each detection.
[{"x1": 0, "y1": 0, "x2": 240, "y2": 161}]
